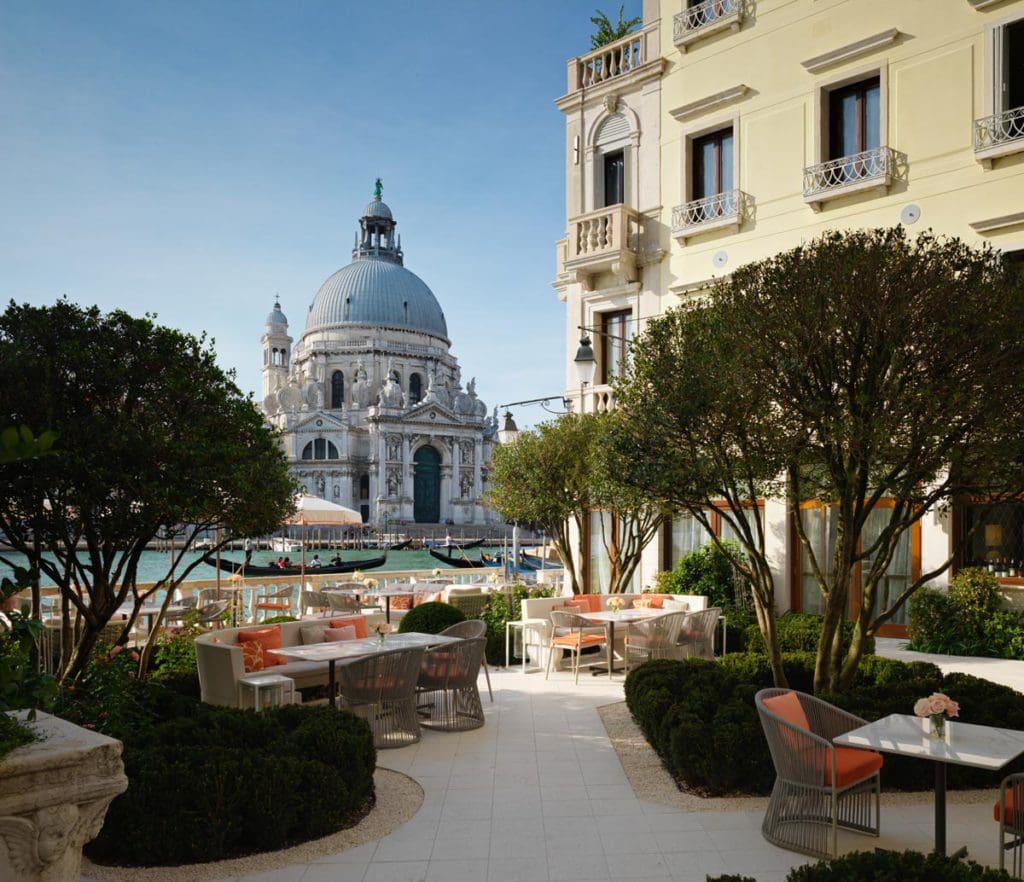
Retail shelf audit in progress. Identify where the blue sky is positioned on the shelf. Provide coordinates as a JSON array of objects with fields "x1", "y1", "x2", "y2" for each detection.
[{"x1": 0, "y1": 0, "x2": 640, "y2": 426}]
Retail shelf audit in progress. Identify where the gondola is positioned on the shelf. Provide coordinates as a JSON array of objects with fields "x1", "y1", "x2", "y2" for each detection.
[
  {"x1": 388, "y1": 538, "x2": 412, "y2": 550},
  {"x1": 480, "y1": 552, "x2": 503, "y2": 568},
  {"x1": 428, "y1": 548, "x2": 484, "y2": 569},
  {"x1": 431, "y1": 537, "x2": 485, "y2": 551},
  {"x1": 203, "y1": 552, "x2": 387, "y2": 577},
  {"x1": 520, "y1": 549, "x2": 559, "y2": 569}
]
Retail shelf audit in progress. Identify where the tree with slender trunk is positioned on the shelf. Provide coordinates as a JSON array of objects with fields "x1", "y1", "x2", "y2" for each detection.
[
  {"x1": 0, "y1": 300, "x2": 297, "y2": 682},
  {"x1": 614, "y1": 228, "x2": 1024, "y2": 692}
]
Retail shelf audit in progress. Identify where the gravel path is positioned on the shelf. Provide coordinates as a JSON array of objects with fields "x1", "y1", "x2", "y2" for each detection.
[{"x1": 81, "y1": 767, "x2": 423, "y2": 882}]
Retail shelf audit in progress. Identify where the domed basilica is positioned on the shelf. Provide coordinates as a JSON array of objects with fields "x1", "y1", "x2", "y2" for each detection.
[{"x1": 261, "y1": 181, "x2": 499, "y2": 526}]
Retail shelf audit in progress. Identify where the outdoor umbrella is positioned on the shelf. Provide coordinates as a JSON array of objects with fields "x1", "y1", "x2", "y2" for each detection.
[{"x1": 283, "y1": 494, "x2": 363, "y2": 579}]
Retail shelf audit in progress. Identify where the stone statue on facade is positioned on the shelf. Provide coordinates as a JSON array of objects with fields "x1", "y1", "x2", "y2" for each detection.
[
  {"x1": 386, "y1": 435, "x2": 401, "y2": 461},
  {"x1": 351, "y1": 361, "x2": 373, "y2": 409},
  {"x1": 379, "y1": 369, "x2": 405, "y2": 409},
  {"x1": 460, "y1": 471, "x2": 473, "y2": 498}
]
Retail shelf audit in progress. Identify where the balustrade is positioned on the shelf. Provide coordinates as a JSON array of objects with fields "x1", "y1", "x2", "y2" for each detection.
[
  {"x1": 803, "y1": 146, "x2": 895, "y2": 201},
  {"x1": 974, "y1": 106, "x2": 1024, "y2": 154},
  {"x1": 672, "y1": 189, "x2": 746, "y2": 237},
  {"x1": 674, "y1": 0, "x2": 742, "y2": 43},
  {"x1": 574, "y1": 31, "x2": 645, "y2": 90}
]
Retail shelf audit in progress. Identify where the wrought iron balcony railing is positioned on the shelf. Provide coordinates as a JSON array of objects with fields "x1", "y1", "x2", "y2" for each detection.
[
  {"x1": 675, "y1": 0, "x2": 740, "y2": 38},
  {"x1": 803, "y1": 146, "x2": 895, "y2": 201},
  {"x1": 672, "y1": 189, "x2": 746, "y2": 237},
  {"x1": 974, "y1": 106, "x2": 1024, "y2": 154}
]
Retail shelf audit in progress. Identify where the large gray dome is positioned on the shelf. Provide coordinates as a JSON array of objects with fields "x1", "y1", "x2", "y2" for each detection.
[{"x1": 305, "y1": 256, "x2": 448, "y2": 338}]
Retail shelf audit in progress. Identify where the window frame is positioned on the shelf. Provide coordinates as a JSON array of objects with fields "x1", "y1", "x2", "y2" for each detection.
[
  {"x1": 827, "y1": 75, "x2": 881, "y2": 160},
  {"x1": 681, "y1": 114, "x2": 741, "y2": 207},
  {"x1": 599, "y1": 309, "x2": 633, "y2": 385}
]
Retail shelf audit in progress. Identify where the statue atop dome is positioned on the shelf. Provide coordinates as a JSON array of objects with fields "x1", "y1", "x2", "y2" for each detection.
[{"x1": 374, "y1": 177, "x2": 383, "y2": 199}]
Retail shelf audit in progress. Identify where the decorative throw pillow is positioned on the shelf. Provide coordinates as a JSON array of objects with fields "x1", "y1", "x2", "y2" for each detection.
[
  {"x1": 324, "y1": 625, "x2": 358, "y2": 642},
  {"x1": 236, "y1": 625, "x2": 286, "y2": 667},
  {"x1": 240, "y1": 640, "x2": 264, "y2": 673},
  {"x1": 300, "y1": 624, "x2": 328, "y2": 645},
  {"x1": 634, "y1": 595, "x2": 654, "y2": 609},
  {"x1": 663, "y1": 598, "x2": 690, "y2": 613},
  {"x1": 329, "y1": 616, "x2": 368, "y2": 639}
]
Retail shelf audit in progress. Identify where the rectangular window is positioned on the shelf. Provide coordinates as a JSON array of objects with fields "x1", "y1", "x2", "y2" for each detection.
[
  {"x1": 588, "y1": 510, "x2": 613, "y2": 592},
  {"x1": 603, "y1": 150, "x2": 624, "y2": 207},
  {"x1": 692, "y1": 128, "x2": 734, "y2": 199},
  {"x1": 1000, "y1": 19, "x2": 1024, "y2": 112},
  {"x1": 670, "y1": 512, "x2": 711, "y2": 566},
  {"x1": 600, "y1": 310, "x2": 633, "y2": 384},
  {"x1": 829, "y1": 77, "x2": 880, "y2": 159},
  {"x1": 962, "y1": 502, "x2": 1024, "y2": 577}
]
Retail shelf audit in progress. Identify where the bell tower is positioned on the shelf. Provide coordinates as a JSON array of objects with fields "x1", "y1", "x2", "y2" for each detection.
[{"x1": 262, "y1": 297, "x2": 292, "y2": 398}]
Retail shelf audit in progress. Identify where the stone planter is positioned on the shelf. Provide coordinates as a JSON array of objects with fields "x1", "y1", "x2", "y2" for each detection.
[{"x1": 0, "y1": 712, "x2": 127, "y2": 882}]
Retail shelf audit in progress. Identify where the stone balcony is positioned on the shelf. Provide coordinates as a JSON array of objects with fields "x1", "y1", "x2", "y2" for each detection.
[
  {"x1": 557, "y1": 25, "x2": 663, "y2": 107},
  {"x1": 803, "y1": 146, "x2": 902, "y2": 210},
  {"x1": 674, "y1": 0, "x2": 744, "y2": 51},
  {"x1": 974, "y1": 106, "x2": 1024, "y2": 167},
  {"x1": 564, "y1": 204, "x2": 641, "y2": 291},
  {"x1": 672, "y1": 189, "x2": 749, "y2": 240}
]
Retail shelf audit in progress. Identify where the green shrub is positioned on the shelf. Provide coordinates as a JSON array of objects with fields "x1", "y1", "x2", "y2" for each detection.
[
  {"x1": 0, "y1": 711, "x2": 35, "y2": 757},
  {"x1": 397, "y1": 601, "x2": 465, "y2": 634},
  {"x1": 61, "y1": 657, "x2": 377, "y2": 867},
  {"x1": 744, "y1": 612, "x2": 874, "y2": 657},
  {"x1": 625, "y1": 653, "x2": 1021, "y2": 796},
  {"x1": 784, "y1": 849, "x2": 1013, "y2": 882},
  {"x1": 480, "y1": 584, "x2": 554, "y2": 664},
  {"x1": 261, "y1": 614, "x2": 298, "y2": 624},
  {"x1": 909, "y1": 569, "x2": 1024, "y2": 660}
]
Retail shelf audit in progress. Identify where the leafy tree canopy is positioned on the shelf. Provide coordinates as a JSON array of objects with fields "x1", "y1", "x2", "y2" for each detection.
[
  {"x1": 0, "y1": 300, "x2": 297, "y2": 679},
  {"x1": 589, "y1": 4, "x2": 641, "y2": 49}
]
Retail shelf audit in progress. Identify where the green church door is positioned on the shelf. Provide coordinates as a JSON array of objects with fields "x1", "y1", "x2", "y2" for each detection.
[{"x1": 413, "y1": 446, "x2": 441, "y2": 523}]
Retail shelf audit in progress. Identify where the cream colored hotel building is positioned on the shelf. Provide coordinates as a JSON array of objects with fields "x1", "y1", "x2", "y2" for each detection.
[{"x1": 553, "y1": 0, "x2": 1024, "y2": 632}]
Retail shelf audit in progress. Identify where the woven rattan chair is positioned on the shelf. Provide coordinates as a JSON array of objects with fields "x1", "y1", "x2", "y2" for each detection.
[
  {"x1": 995, "y1": 773, "x2": 1024, "y2": 875},
  {"x1": 325, "y1": 592, "x2": 362, "y2": 614},
  {"x1": 300, "y1": 589, "x2": 329, "y2": 616},
  {"x1": 677, "y1": 607, "x2": 721, "y2": 659},
  {"x1": 195, "y1": 600, "x2": 229, "y2": 626},
  {"x1": 417, "y1": 637, "x2": 486, "y2": 731},
  {"x1": 449, "y1": 591, "x2": 487, "y2": 620},
  {"x1": 755, "y1": 688, "x2": 882, "y2": 860},
  {"x1": 545, "y1": 610, "x2": 608, "y2": 685},
  {"x1": 440, "y1": 619, "x2": 492, "y2": 701},
  {"x1": 254, "y1": 586, "x2": 293, "y2": 621},
  {"x1": 623, "y1": 611, "x2": 687, "y2": 673},
  {"x1": 336, "y1": 646, "x2": 426, "y2": 749}
]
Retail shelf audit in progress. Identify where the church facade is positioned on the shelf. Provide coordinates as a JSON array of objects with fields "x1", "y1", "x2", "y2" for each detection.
[{"x1": 261, "y1": 182, "x2": 499, "y2": 526}]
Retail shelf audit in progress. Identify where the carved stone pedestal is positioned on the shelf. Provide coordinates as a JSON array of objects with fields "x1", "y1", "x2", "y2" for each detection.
[{"x1": 0, "y1": 712, "x2": 128, "y2": 882}]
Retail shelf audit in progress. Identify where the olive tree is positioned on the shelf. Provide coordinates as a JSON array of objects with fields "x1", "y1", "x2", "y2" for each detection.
[
  {"x1": 614, "y1": 228, "x2": 1024, "y2": 692},
  {"x1": 0, "y1": 300, "x2": 297, "y2": 682}
]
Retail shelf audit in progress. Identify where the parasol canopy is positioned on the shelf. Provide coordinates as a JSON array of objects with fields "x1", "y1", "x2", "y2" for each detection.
[{"x1": 284, "y1": 494, "x2": 363, "y2": 527}]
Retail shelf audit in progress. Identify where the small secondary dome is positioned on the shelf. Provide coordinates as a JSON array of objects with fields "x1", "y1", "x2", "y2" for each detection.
[
  {"x1": 267, "y1": 299, "x2": 288, "y2": 326},
  {"x1": 304, "y1": 181, "x2": 448, "y2": 338}
]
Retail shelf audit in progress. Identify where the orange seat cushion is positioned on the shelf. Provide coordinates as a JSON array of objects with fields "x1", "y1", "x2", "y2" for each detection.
[
  {"x1": 763, "y1": 692, "x2": 811, "y2": 730},
  {"x1": 995, "y1": 792, "x2": 1023, "y2": 824},
  {"x1": 329, "y1": 616, "x2": 368, "y2": 639},
  {"x1": 826, "y1": 747, "x2": 883, "y2": 788},
  {"x1": 236, "y1": 625, "x2": 286, "y2": 667},
  {"x1": 553, "y1": 632, "x2": 605, "y2": 647}
]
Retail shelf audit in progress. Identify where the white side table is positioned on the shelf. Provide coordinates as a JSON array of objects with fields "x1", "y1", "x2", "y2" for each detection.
[
  {"x1": 237, "y1": 673, "x2": 295, "y2": 711},
  {"x1": 505, "y1": 618, "x2": 547, "y2": 673}
]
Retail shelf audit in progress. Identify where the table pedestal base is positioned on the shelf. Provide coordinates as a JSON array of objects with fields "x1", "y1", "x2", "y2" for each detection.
[{"x1": 935, "y1": 762, "x2": 946, "y2": 855}]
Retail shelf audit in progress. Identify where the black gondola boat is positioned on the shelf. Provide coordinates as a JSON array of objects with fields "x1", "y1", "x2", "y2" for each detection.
[
  {"x1": 203, "y1": 552, "x2": 388, "y2": 577},
  {"x1": 428, "y1": 548, "x2": 484, "y2": 569},
  {"x1": 431, "y1": 537, "x2": 485, "y2": 551},
  {"x1": 388, "y1": 538, "x2": 412, "y2": 550}
]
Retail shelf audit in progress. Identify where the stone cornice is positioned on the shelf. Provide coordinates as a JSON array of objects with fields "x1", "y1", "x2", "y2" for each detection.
[
  {"x1": 968, "y1": 211, "x2": 1024, "y2": 234},
  {"x1": 669, "y1": 84, "x2": 749, "y2": 123},
  {"x1": 801, "y1": 28, "x2": 901, "y2": 74}
]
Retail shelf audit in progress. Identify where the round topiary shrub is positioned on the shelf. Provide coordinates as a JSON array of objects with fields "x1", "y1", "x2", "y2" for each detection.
[
  {"x1": 625, "y1": 652, "x2": 1024, "y2": 797},
  {"x1": 84, "y1": 703, "x2": 376, "y2": 866},
  {"x1": 397, "y1": 601, "x2": 465, "y2": 634}
]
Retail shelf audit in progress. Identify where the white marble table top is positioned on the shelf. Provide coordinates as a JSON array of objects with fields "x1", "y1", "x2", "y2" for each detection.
[
  {"x1": 580, "y1": 608, "x2": 671, "y2": 624},
  {"x1": 272, "y1": 632, "x2": 459, "y2": 662},
  {"x1": 835, "y1": 713, "x2": 1024, "y2": 769}
]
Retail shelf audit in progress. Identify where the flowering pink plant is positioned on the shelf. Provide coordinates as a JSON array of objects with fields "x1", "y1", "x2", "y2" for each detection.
[{"x1": 913, "y1": 692, "x2": 960, "y2": 719}]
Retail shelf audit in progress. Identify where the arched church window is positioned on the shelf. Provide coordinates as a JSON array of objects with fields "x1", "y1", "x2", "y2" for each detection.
[
  {"x1": 301, "y1": 439, "x2": 339, "y2": 461},
  {"x1": 331, "y1": 371, "x2": 345, "y2": 409},
  {"x1": 409, "y1": 373, "x2": 422, "y2": 404}
]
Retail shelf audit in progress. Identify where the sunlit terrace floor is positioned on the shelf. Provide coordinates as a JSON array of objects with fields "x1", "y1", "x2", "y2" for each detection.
[{"x1": 80, "y1": 639, "x2": 1022, "y2": 882}]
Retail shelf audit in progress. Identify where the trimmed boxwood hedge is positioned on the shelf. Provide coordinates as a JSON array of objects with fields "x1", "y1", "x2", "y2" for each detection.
[
  {"x1": 744, "y1": 612, "x2": 874, "y2": 657},
  {"x1": 709, "y1": 848, "x2": 1014, "y2": 882},
  {"x1": 397, "y1": 601, "x2": 465, "y2": 634},
  {"x1": 85, "y1": 699, "x2": 376, "y2": 866},
  {"x1": 625, "y1": 652, "x2": 1024, "y2": 797}
]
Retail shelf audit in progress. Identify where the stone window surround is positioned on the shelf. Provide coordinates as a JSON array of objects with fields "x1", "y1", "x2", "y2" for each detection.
[
  {"x1": 807, "y1": 60, "x2": 891, "y2": 206},
  {"x1": 679, "y1": 111, "x2": 742, "y2": 213},
  {"x1": 584, "y1": 102, "x2": 642, "y2": 214},
  {"x1": 976, "y1": 9, "x2": 1024, "y2": 165}
]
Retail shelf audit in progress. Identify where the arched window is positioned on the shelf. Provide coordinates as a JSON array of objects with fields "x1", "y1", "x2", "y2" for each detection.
[
  {"x1": 301, "y1": 439, "x2": 339, "y2": 461},
  {"x1": 331, "y1": 370, "x2": 345, "y2": 408},
  {"x1": 409, "y1": 373, "x2": 422, "y2": 404}
]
